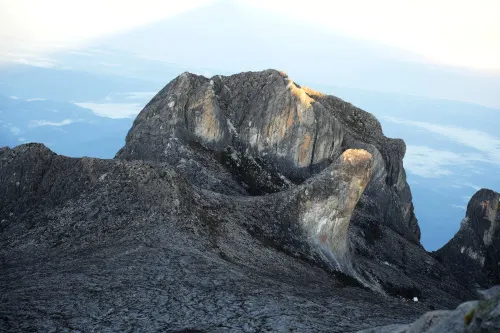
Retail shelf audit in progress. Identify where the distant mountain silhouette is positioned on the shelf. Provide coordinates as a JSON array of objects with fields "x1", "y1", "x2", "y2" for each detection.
[{"x1": 89, "y1": 1, "x2": 500, "y2": 108}]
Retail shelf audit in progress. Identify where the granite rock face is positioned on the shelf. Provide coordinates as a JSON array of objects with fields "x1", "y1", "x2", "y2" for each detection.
[
  {"x1": 116, "y1": 70, "x2": 471, "y2": 302},
  {"x1": 0, "y1": 70, "x2": 497, "y2": 332},
  {"x1": 117, "y1": 70, "x2": 420, "y2": 242},
  {"x1": 435, "y1": 189, "x2": 500, "y2": 287}
]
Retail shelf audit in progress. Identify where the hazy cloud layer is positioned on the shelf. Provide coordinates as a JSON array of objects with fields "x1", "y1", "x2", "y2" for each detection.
[
  {"x1": 2, "y1": 1, "x2": 499, "y2": 71},
  {"x1": 75, "y1": 102, "x2": 143, "y2": 118},
  {"x1": 99, "y1": 62, "x2": 121, "y2": 67},
  {"x1": 29, "y1": 119, "x2": 78, "y2": 127},
  {"x1": 9, "y1": 126, "x2": 20, "y2": 135},
  {"x1": 403, "y1": 145, "x2": 485, "y2": 178},
  {"x1": 12, "y1": 57, "x2": 57, "y2": 68},
  {"x1": 107, "y1": 92, "x2": 157, "y2": 101},
  {"x1": 0, "y1": 0, "x2": 217, "y2": 59},
  {"x1": 385, "y1": 116, "x2": 500, "y2": 178},
  {"x1": 450, "y1": 204, "x2": 466, "y2": 211}
]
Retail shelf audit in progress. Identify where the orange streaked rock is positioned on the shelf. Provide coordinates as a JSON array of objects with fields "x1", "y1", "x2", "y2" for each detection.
[{"x1": 341, "y1": 149, "x2": 373, "y2": 167}]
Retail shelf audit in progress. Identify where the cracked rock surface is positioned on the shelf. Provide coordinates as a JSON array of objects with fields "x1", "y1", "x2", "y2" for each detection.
[
  {"x1": 1, "y1": 144, "x2": 425, "y2": 332},
  {"x1": 1, "y1": 70, "x2": 498, "y2": 332}
]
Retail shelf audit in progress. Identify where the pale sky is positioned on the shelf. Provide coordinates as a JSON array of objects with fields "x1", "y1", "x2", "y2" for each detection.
[
  {"x1": 0, "y1": 0, "x2": 499, "y2": 70},
  {"x1": 0, "y1": 0, "x2": 218, "y2": 56}
]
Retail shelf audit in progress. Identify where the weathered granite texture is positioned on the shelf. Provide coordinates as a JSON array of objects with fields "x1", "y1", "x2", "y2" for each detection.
[
  {"x1": 118, "y1": 71, "x2": 419, "y2": 239},
  {"x1": 116, "y1": 70, "x2": 472, "y2": 302},
  {"x1": 0, "y1": 144, "x2": 425, "y2": 332},
  {"x1": 1, "y1": 70, "x2": 498, "y2": 332},
  {"x1": 435, "y1": 189, "x2": 500, "y2": 287}
]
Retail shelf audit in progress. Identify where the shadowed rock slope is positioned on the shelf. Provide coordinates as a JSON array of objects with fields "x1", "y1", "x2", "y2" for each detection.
[
  {"x1": 0, "y1": 70, "x2": 497, "y2": 332},
  {"x1": 0, "y1": 144, "x2": 425, "y2": 332},
  {"x1": 436, "y1": 189, "x2": 500, "y2": 288}
]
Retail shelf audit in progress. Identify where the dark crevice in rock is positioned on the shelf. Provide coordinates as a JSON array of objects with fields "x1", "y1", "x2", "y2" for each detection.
[{"x1": 3, "y1": 70, "x2": 499, "y2": 332}]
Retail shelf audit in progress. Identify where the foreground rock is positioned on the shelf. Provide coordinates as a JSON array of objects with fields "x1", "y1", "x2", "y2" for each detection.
[
  {"x1": 0, "y1": 144, "x2": 425, "y2": 332},
  {"x1": 358, "y1": 286, "x2": 500, "y2": 333},
  {"x1": 0, "y1": 70, "x2": 498, "y2": 331}
]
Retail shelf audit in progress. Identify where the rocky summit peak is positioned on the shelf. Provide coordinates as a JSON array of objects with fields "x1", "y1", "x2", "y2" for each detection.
[
  {"x1": 436, "y1": 188, "x2": 500, "y2": 287},
  {"x1": 117, "y1": 69, "x2": 419, "y2": 239},
  {"x1": 466, "y1": 189, "x2": 500, "y2": 232},
  {"x1": 1, "y1": 69, "x2": 499, "y2": 332}
]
